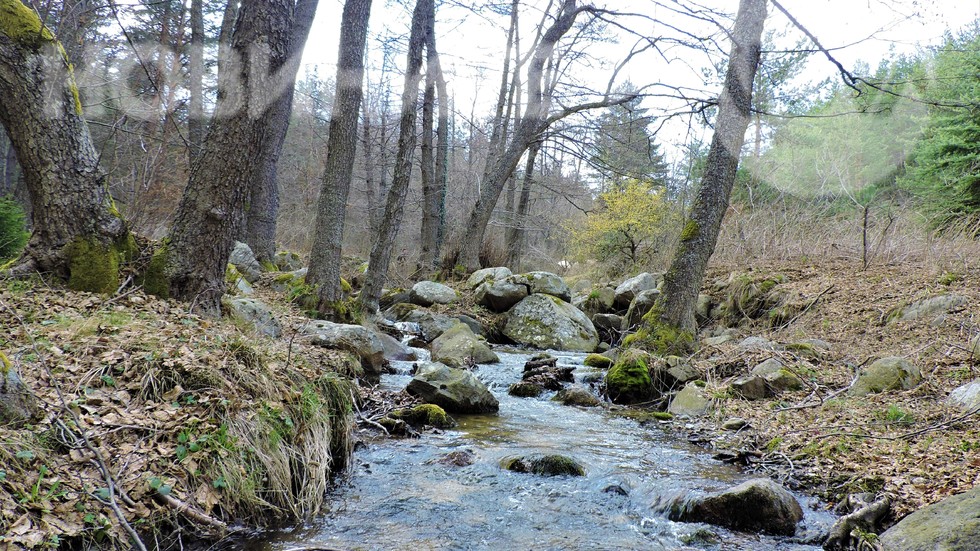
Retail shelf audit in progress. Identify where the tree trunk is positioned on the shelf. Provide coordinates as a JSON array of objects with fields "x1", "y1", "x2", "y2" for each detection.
[
  {"x1": 187, "y1": 0, "x2": 205, "y2": 163},
  {"x1": 362, "y1": 97, "x2": 379, "y2": 236},
  {"x1": 458, "y1": 0, "x2": 579, "y2": 271},
  {"x1": 0, "y1": 0, "x2": 129, "y2": 292},
  {"x1": 305, "y1": 0, "x2": 373, "y2": 312},
  {"x1": 647, "y1": 0, "x2": 766, "y2": 346},
  {"x1": 165, "y1": 0, "x2": 294, "y2": 314},
  {"x1": 358, "y1": 0, "x2": 430, "y2": 314},
  {"x1": 418, "y1": 4, "x2": 447, "y2": 272},
  {"x1": 243, "y1": 0, "x2": 320, "y2": 263},
  {"x1": 507, "y1": 140, "x2": 539, "y2": 270},
  {"x1": 433, "y1": 61, "x2": 449, "y2": 261}
]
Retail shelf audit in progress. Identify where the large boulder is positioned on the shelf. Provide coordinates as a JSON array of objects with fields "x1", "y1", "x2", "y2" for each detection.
[
  {"x1": 406, "y1": 362, "x2": 499, "y2": 413},
  {"x1": 409, "y1": 281, "x2": 458, "y2": 307},
  {"x1": 1, "y1": 357, "x2": 39, "y2": 427},
  {"x1": 879, "y1": 486, "x2": 980, "y2": 551},
  {"x1": 668, "y1": 382, "x2": 711, "y2": 417},
  {"x1": 301, "y1": 321, "x2": 386, "y2": 381},
  {"x1": 667, "y1": 478, "x2": 804, "y2": 536},
  {"x1": 522, "y1": 271, "x2": 571, "y2": 302},
  {"x1": 466, "y1": 267, "x2": 512, "y2": 289},
  {"x1": 578, "y1": 286, "x2": 617, "y2": 317},
  {"x1": 225, "y1": 298, "x2": 282, "y2": 338},
  {"x1": 614, "y1": 272, "x2": 661, "y2": 309},
  {"x1": 503, "y1": 294, "x2": 599, "y2": 352},
  {"x1": 730, "y1": 374, "x2": 770, "y2": 400},
  {"x1": 889, "y1": 294, "x2": 969, "y2": 324},
  {"x1": 948, "y1": 379, "x2": 980, "y2": 413},
  {"x1": 750, "y1": 358, "x2": 803, "y2": 392},
  {"x1": 229, "y1": 241, "x2": 263, "y2": 282},
  {"x1": 417, "y1": 312, "x2": 461, "y2": 343},
  {"x1": 430, "y1": 323, "x2": 499, "y2": 368},
  {"x1": 475, "y1": 278, "x2": 528, "y2": 313},
  {"x1": 849, "y1": 356, "x2": 921, "y2": 396},
  {"x1": 621, "y1": 288, "x2": 660, "y2": 331},
  {"x1": 376, "y1": 331, "x2": 417, "y2": 362}
]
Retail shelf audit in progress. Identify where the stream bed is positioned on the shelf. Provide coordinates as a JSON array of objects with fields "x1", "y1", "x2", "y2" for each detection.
[{"x1": 245, "y1": 349, "x2": 834, "y2": 550}]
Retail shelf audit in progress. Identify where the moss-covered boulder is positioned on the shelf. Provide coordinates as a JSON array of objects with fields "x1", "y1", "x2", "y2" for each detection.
[
  {"x1": 389, "y1": 404, "x2": 456, "y2": 428},
  {"x1": 224, "y1": 297, "x2": 282, "y2": 338},
  {"x1": 501, "y1": 454, "x2": 585, "y2": 477},
  {"x1": 880, "y1": 485, "x2": 980, "y2": 551},
  {"x1": 605, "y1": 349, "x2": 654, "y2": 404},
  {"x1": 474, "y1": 278, "x2": 529, "y2": 313},
  {"x1": 750, "y1": 358, "x2": 803, "y2": 392},
  {"x1": 409, "y1": 280, "x2": 458, "y2": 307},
  {"x1": 406, "y1": 362, "x2": 499, "y2": 414},
  {"x1": 667, "y1": 478, "x2": 803, "y2": 536},
  {"x1": 849, "y1": 356, "x2": 921, "y2": 396},
  {"x1": 888, "y1": 294, "x2": 969, "y2": 324},
  {"x1": 578, "y1": 285, "x2": 616, "y2": 317},
  {"x1": 522, "y1": 271, "x2": 572, "y2": 302},
  {"x1": 466, "y1": 266, "x2": 512, "y2": 289},
  {"x1": 273, "y1": 250, "x2": 304, "y2": 271},
  {"x1": 508, "y1": 381, "x2": 544, "y2": 397},
  {"x1": 553, "y1": 385, "x2": 601, "y2": 407},
  {"x1": 430, "y1": 323, "x2": 499, "y2": 368},
  {"x1": 503, "y1": 293, "x2": 599, "y2": 352},
  {"x1": 301, "y1": 320, "x2": 386, "y2": 382},
  {"x1": 583, "y1": 354, "x2": 613, "y2": 369}
]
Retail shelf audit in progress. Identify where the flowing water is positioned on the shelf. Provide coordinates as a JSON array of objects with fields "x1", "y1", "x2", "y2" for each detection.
[{"x1": 246, "y1": 348, "x2": 834, "y2": 551}]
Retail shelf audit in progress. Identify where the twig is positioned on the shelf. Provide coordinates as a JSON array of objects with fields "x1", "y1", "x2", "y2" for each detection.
[
  {"x1": 153, "y1": 492, "x2": 232, "y2": 532},
  {"x1": 350, "y1": 389, "x2": 388, "y2": 435},
  {"x1": 774, "y1": 284, "x2": 834, "y2": 331}
]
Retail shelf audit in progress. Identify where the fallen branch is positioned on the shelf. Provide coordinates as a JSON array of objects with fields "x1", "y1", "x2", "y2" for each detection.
[
  {"x1": 153, "y1": 492, "x2": 232, "y2": 533},
  {"x1": 824, "y1": 494, "x2": 890, "y2": 550},
  {"x1": 775, "y1": 284, "x2": 835, "y2": 331}
]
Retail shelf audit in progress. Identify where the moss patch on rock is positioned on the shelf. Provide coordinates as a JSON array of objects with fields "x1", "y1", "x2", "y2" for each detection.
[
  {"x1": 606, "y1": 348, "x2": 655, "y2": 404},
  {"x1": 623, "y1": 309, "x2": 696, "y2": 357},
  {"x1": 584, "y1": 353, "x2": 614, "y2": 369},
  {"x1": 389, "y1": 404, "x2": 456, "y2": 428},
  {"x1": 502, "y1": 453, "x2": 585, "y2": 477}
]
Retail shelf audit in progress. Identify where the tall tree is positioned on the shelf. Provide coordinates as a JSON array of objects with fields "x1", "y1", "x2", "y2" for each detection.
[
  {"x1": 187, "y1": 0, "x2": 205, "y2": 162},
  {"x1": 0, "y1": 0, "x2": 132, "y2": 292},
  {"x1": 634, "y1": 0, "x2": 766, "y2": 352},
  {"x1": 357, "y1": 0, "x2": 430, "y2": 314},
  {"x1": 163, "y1": 0, "x2": 294, "y2": 314},
  {"x1": 243, "y1": 0, "x2": 321, "y2": 262},
  {"x1": 589, "y1": 92, "x2": 669, "y2": 192},
  {"x1": 305, "y1": 0, "x2": 373, "y2": 314},
  {"x1": 418, "y1": 0, "x2": 449, "y2": 272}
]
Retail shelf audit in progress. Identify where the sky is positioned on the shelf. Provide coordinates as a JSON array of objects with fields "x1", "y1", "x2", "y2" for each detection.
[{"x1": 298, "y1": 0, "x2": 980, "y2": 162}]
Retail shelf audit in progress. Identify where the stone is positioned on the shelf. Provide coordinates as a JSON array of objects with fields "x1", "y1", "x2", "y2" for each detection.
[
  {"x1": 890, "y1": 294, "x2": 969, "y2": 324},
  {"x1": 667, "y1": 478, "x2": 803, "y2": 536},
  {"x1": 273, "y1": 250, "x2": 304, "y2": 271},
  {"x1": 456, "y1": 314, "x2": 485, "y2": 337},
  {"x1": 376, "y1": 331, "x2": 417, "y2": 362},
  {"x1": 553, "y1": 385, "x2": 601, "y2": 407},
  {"x1": 225, "y1": 298, "x2": 282, "y2": 338},
  {"x1": 703, "y1": 334, "x2": 732, "y2": 347},
  {"x1": 474, "y1": 278, "x2": 528, "y2": 313},
  {"x1": 880, "y1": 486, "x2": 980, "y2": 551},
  {"x1": 750, "y1": 358, "x2": 803, "y2": 392},
  {"x1": 614, "y1": 272, "x2": 662, "y2": 309},
  {"x1": 406, "y1": 362, "x2": 499, "y2": 414},
  {"x1": 621, "y1": 288, "x2": 661, "y2": 331},
  {"x1": 508, "y1": 381, "x2": 544, "y2": 397},
  {"x1": 270, "y1": 267, "x2": 307, "y2": 293},
  {"x1": 503, "y1": 294, "x2": 599, "y2": 352},
  {"x1": 466, "y1": 267, "x2": 512, "y2": 289},
  {"x1": 737, "y1": 336, "x2": 777, "y2": 351},
  {"x1": 664, "y1": 355, "x2": 700, "y2": 384},
  {"x1": 522, "y1": 271, "x2": 572, "y2": 302},
  {"x1": 592, "y1": 313, "x2": 623, "y2": 333},
  {"x1": 668, "y1": 382, "x2": 711, "y2": 417},
  {"x1": 379, "y1": 289, "x2": 412, "y2": 311},
  {"x1": 0, "y1": 360, "x2": 38, "y2": 427},
  {"x1": 430, "y1": 323, "x2": 499, "y2": 368},
  {"x1": 388, "y1": 404, "x2": 456, "y2": 428},
  {"x1": 605, "y1": 349, "x2": 654, "y2": 404},
  {"x1": 409, "y1": 281, "x2": 458, "y2": 307},
  {"x1": 948, "y1": 379, "x2": 980, "y2": 413},
  {"x1": 301, "y1": 320, "x2": 386, "y2": 381},
  {"x1": 226, "y1": 264, "x2": 254, "y2": 296},
  {"x1": 501, "y1": 454, "x2": 585, "y2": 477},
  {"x1": 229, "y1": 241, "x2": 263, "y2": 282},
  {"x1": 416, "y1": 312, "x2": 461, "y2": 343},
  {"x1": 580, "y1": 286, "x2": 617, "y2": 317},
  {"x1": 696, "y1": 293, "x2": 713, "y2": 322},
  {"x1": 731, "y1": 375, "x2": 770, "y2": 400},
  {"x1": 849, "y1": 356, "x2": 921, "y2": 396},
  {"x1": 722, "y1": 417, "x2": 748, "y2": 431},
  {"x1": 382, "y1": 302, "x2": 421, "y2": 322},
  {"x1": 583, "y1": 354, "x2": 613, "y2": 369}
]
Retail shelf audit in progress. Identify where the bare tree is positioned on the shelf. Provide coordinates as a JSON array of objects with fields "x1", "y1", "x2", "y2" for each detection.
[
  {"x1": 305, "y1": 0, "x2": 373, "y2": 315},
  {"x1": 418, "y1": 0, "x2": 449, "y2": 272},
  {"x1": 638, "y1": 0, "x2": 767, "y2": 351}
]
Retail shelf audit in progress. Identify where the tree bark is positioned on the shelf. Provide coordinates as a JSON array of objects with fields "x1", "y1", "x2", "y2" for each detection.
[
  {"x1": 651, "y1": 0, "x2": 766, "y2": 338},
  {"x1": 165, "y1": 0, "x2": 294, "y2": 314},
  {"x1": 187, "y1": 0, "x2": 205, "y2": 163},
  {"x1": 362, "y1": 95, "x2": 379, "y2": 236},
  {"x1": 243, "y1": 0, "x2": 320, "y2": 263},
  {"x1": 0, "y1": 0, "x2": 129, "y2": 291},
  {"x1": 358, "y1": 0, "x2": 430, "y2": 314},
  {"x1": 305, "y1": 0, "x2": 373, "y2": 312},
  {"x1": 418, "y1": 3, "x2": 447, "y2": 272},
  {"x1": 507, "y1": 140, "x2": 539, "y2": 270}
]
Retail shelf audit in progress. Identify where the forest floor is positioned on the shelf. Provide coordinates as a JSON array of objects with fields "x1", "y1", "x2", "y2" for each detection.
[{"x1": 678, "y1": 254, "x2": 980, "y2": 521}]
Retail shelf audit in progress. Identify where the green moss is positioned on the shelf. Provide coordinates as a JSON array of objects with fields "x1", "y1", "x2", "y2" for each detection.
[
  {"x1": 606, "y1": 349, "x2": 654, "y2": 404},
  {"x1": 389, "y1": 404, "x2": 456, "y2": 428},
  {"x1": 583, "y1": 354, "x2": 613, "y2": 369},
  {"x1": 64, "y1": 237, "x2": 121, "y2": 293},
  {"x1": 0, "y1": 0, "x2": 55, "y2": 47},
  {"x1": 340, "y1": 278, "x2": 352, "y2": 294},
  {"x1": 508, "y1": 382, "x2": 544, "y2": 397},
  {"x1": 140, "y1": 242, "x2": 170, "y2": 298},
  {"x1": 624, "y1": 309, "x2": 695, "y2": 356},
  {"x1": 502, "y1": 454, "x2": 585, "y2": 477},
  {"x1": 69, "y1": 78, "x2": 82, "y2": 115},
  {"x1": 0, "y1": 350, "x2": 10, "y2": 376},
  {"x1": 259, "y1": 259, "x2": 277, "y2": 272},
  {"x1": 680, "y1": 220, "x2": 700, "y2": 241}
]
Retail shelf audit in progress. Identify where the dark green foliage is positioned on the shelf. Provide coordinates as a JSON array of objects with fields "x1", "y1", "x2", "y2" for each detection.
[{"x1": 0, "y1": 195, "x2": 27, "y2": 261}]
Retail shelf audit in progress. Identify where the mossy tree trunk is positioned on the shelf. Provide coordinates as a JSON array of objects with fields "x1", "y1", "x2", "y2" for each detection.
[
  {"x1": 242, "y1": 0, "x2": 319, "y2": 264},
  {"x1": 0, "y1": 0, "x2": 130, "y2": 292},
  {"x1": 165, "y1": 0, "x2": 293, "y2": 314},
  {"x1": 305, "y1": 0, "x2": 373, "y2": 316},
  {"x1": 646, "y1": 0, "x2": 766, "y2": 345},
  {"x1": 357, "y1": 0, "x2": 429, "y2": 314}
]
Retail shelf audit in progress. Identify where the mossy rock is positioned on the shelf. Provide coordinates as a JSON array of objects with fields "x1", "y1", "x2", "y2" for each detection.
[
  {"x1": 501, "y1": 454, "x2": 585, "y2": 477},
  {"x1": 508, "y1": 381, "x2": 544, "y2": 398},
  {"x1": 623, "y1": 308, "x2": 695, "y2": 356},
  {"x1": 583, "y1": 353, "x2": 613, "y2": 369},
  {"x1": 389, "y1": 404, "x2": 456, "y2": 428},
  {"x1": 605, "y1": 348, "x2": 655, "y2": 404}
]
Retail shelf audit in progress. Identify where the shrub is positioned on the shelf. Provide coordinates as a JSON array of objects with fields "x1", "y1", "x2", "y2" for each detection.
[{"x1": 0, "y1": 195, "x2": 28, "y2": 261}]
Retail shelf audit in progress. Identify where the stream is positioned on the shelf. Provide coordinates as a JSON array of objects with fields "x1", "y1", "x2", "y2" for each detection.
[{"x1": 244, "y1": 348, "x2": 834, "y2": 550}]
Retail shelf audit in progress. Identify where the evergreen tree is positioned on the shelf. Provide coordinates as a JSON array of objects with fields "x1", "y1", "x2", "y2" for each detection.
[{"x1": 589, "y1": 91, "x2": 668, "y2": 192}]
